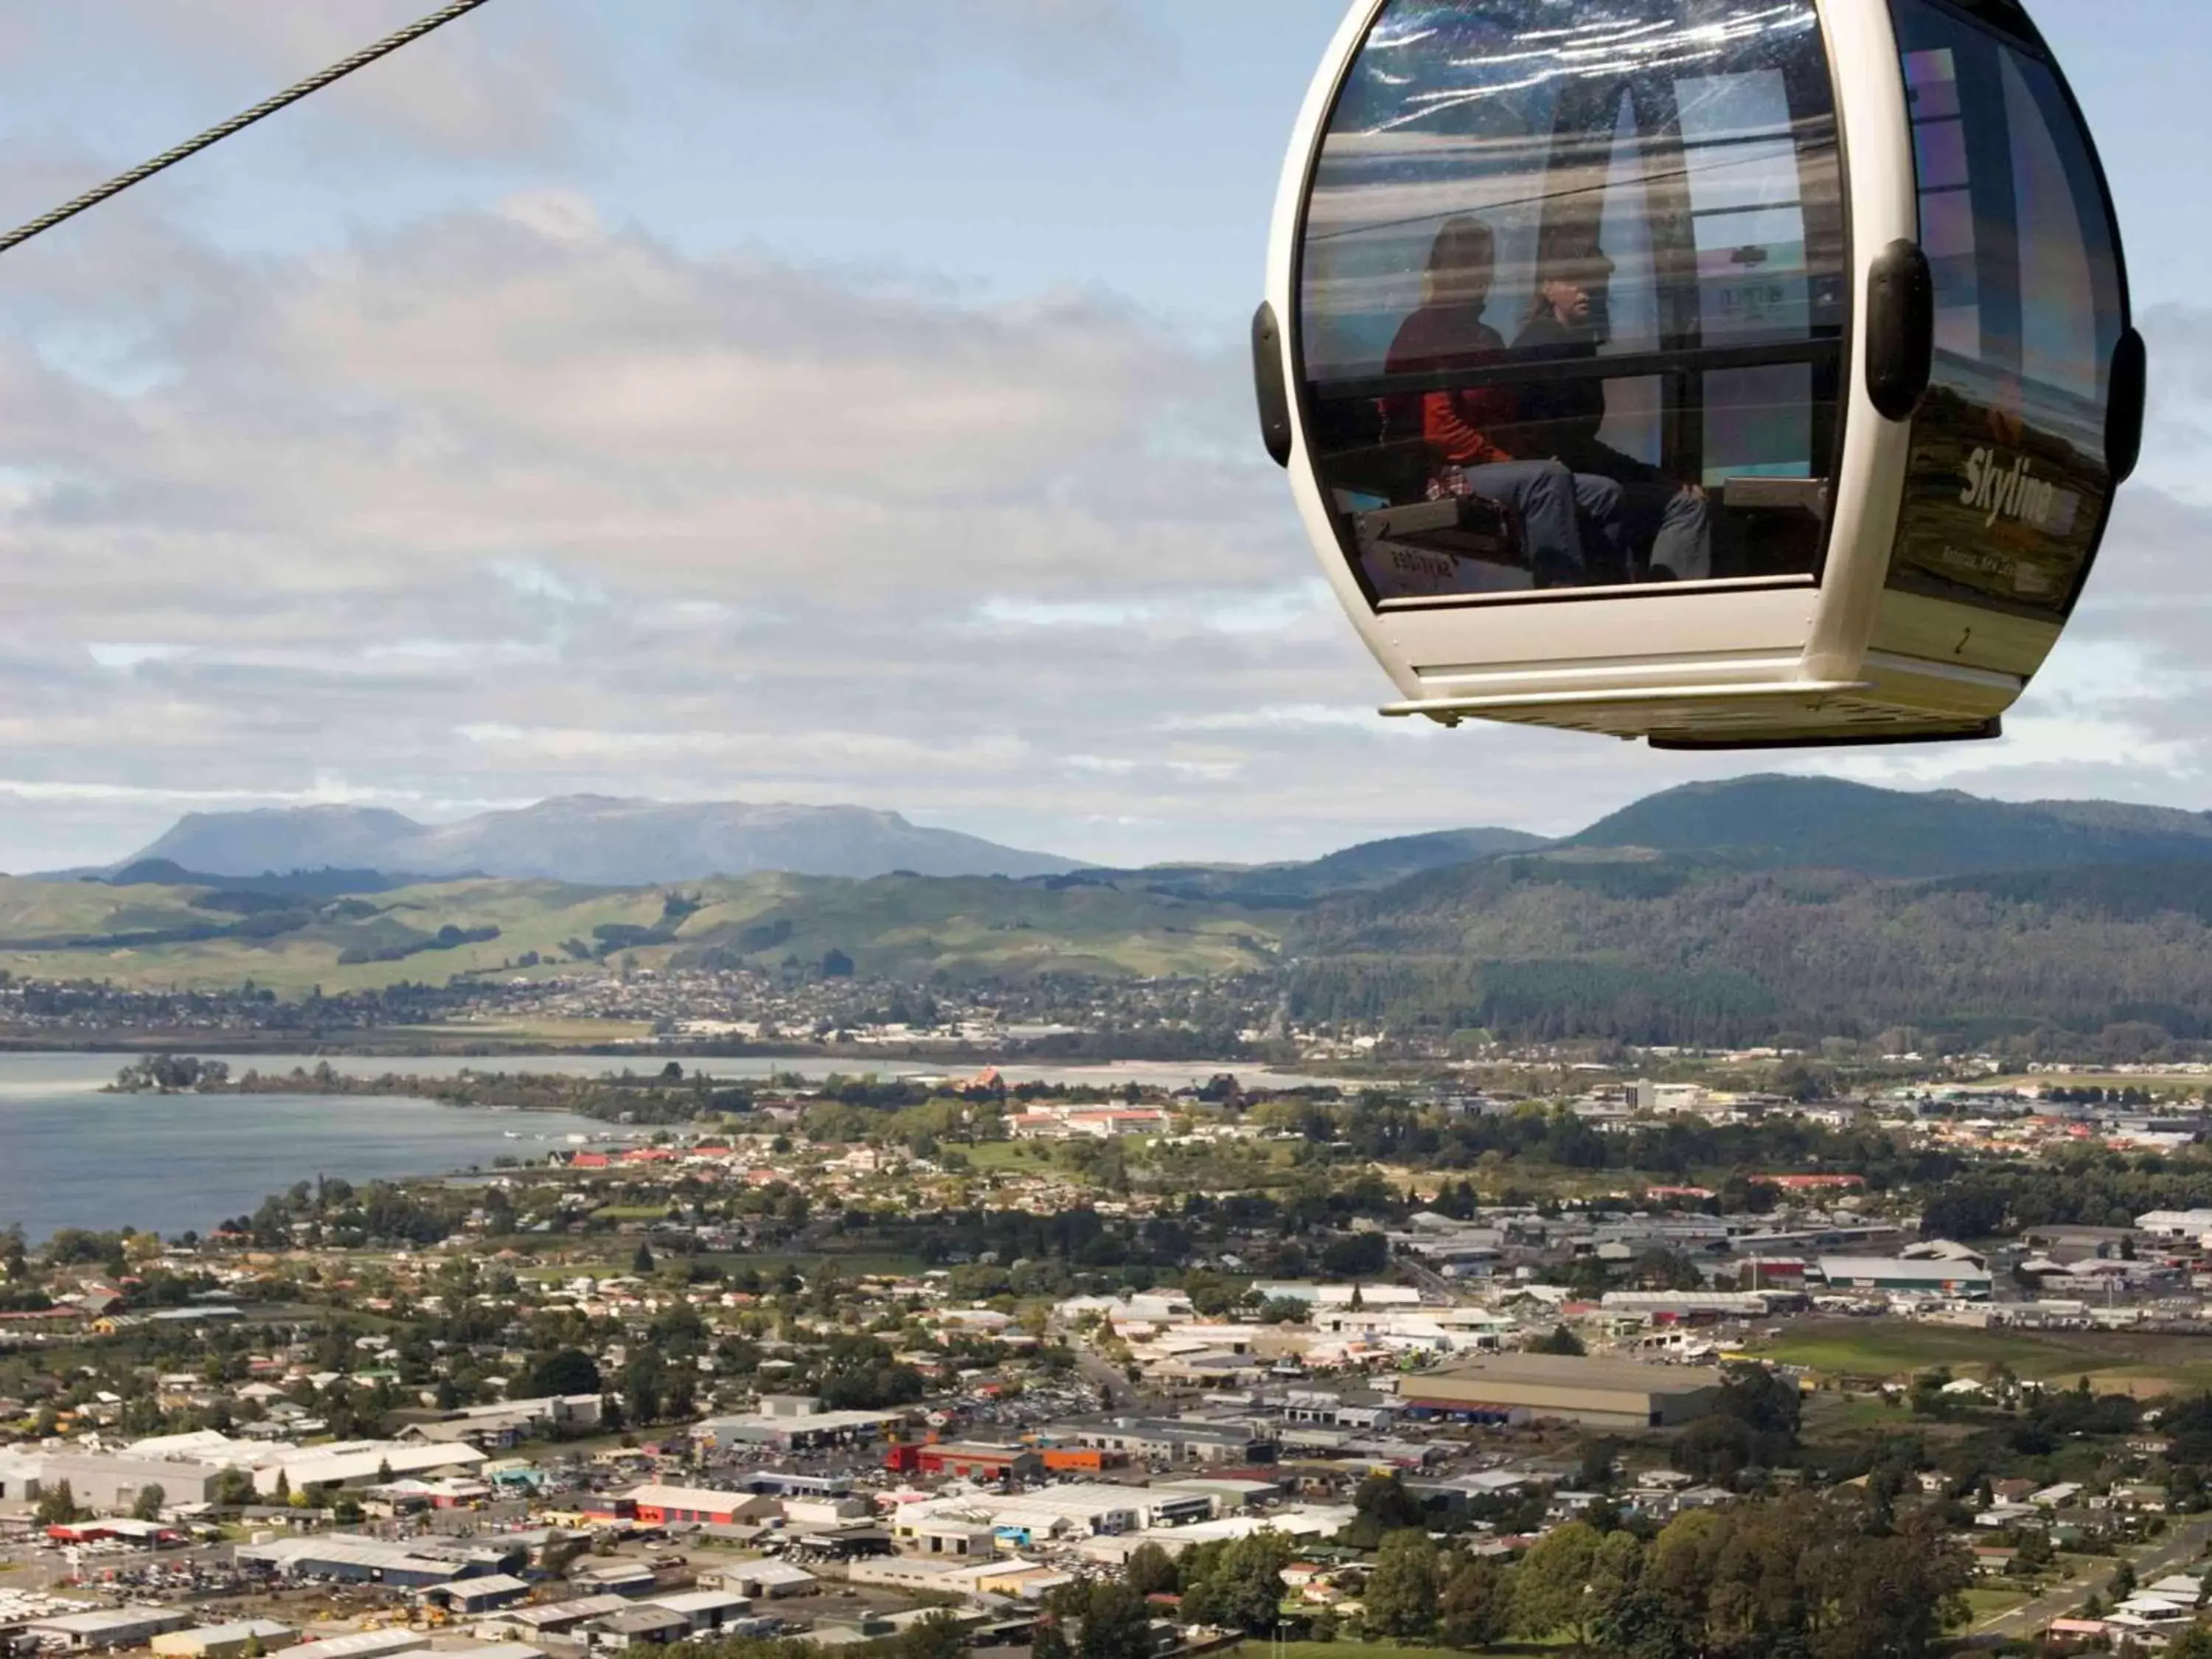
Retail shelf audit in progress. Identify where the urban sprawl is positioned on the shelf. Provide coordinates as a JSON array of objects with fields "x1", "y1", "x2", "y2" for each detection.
[{"x1": 4, "y1": 1030, "x2": 2212, "y2": 1659}]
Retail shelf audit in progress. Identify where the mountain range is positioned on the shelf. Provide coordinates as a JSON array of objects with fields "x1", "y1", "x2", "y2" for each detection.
[
  {"x1": 7, "y1": 776, "x2": 2212, "y2": 1050},
  {"x1": 106, "y1": 776, "x2": 2212, "y2": 888},
  {"x1": 123, "y1": 796, "x2": 1082, "y2": 885}
]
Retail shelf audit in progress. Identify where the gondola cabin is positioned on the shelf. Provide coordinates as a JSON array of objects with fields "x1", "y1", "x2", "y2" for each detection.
[{"x1": 1254, "y1": 0, "x2": 2142, "y2": 748}]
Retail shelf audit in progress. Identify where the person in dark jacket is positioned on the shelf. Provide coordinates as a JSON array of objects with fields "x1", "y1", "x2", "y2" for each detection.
[{"x1": 1512, "y1": 230, "x2": 1713, "y2": 581}]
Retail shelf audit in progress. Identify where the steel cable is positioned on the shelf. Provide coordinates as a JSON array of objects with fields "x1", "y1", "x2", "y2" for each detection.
[{"x1": 0, "y1": 0, "x2": 499, "y2": 257}]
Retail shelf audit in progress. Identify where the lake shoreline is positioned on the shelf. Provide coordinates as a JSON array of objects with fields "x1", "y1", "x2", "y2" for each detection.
[{"x1": 0, "y1": 1058, "x2": 617, "y2": 1242}]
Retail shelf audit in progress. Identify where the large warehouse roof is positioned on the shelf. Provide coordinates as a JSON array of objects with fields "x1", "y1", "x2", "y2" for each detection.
[
  {"x1": 1412, "y1": 1353, "x2": 1714, "y2": 1394},
  {"x1": 1397, "y1": 1353, "x2": 1719, "y2": 1427}
]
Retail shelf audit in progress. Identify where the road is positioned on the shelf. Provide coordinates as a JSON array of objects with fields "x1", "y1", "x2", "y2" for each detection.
[
  {"x1": 1072, "y1": 1342, "x2": 1130, "y2": 1407},
  {"x1": 1972, "y1": 1515, "x2": 2212, "y2": 1641}
]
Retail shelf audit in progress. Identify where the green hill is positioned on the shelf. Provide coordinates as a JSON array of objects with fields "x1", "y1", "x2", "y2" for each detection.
[
  {"x1": 0, "y1": 869, "x2": 1290, "y2": 992},
  {"x1": 1096, "y1": 827, "x2": 1550, "y2": 906},
  {"x1": 1286, "y1": 848, "x2": 2212, "y2": 1048},
  {"x1": 1570, "y1": 776, "x2": 2212, "y2": 876}
]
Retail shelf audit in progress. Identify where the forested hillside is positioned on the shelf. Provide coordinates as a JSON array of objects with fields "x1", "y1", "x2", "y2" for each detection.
[
  {"x1": 1571, "y1": 776, "x2": 2212, "y2": 875},
  {"x1": 1287, "y1": 852, "x2": 2212, "y2": 1050}
]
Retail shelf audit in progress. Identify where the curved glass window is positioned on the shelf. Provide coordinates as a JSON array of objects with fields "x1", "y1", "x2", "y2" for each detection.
[
  {"x1": 1885, "y1": 0, "x2": 2126, "y2": 619},
  {"x1": 1298, "y1": 0, "x2": 1846, "y2": 606}
]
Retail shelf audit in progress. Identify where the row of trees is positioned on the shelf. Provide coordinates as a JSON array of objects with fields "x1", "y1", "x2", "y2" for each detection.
[
  {"x1": 1919, "y1": 1151, "x2": 2212, "y2": 1237},
  {"x1": 1357, "y1": 1495, "x2": 1969, "y2": 1659}
]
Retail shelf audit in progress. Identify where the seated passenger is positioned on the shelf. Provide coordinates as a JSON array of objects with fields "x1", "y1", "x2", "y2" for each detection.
[
  {"x1": 1384, "y1": 216, "x2": 1589, "y2": 589},
  {"x1": 1512, "y1": 228, "x2": 1713, "y2": 582}
]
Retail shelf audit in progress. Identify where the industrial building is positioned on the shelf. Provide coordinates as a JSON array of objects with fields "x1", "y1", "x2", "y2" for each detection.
[
  {"x1": 392, "y1": 1393, "x2": 602, "y2": 1447},
  {"x1": 235, "y1": 1536, "x2": 524, "y2": 1588},
  {"x1": 908, "y1": 1442, "x2": 1044, "y2": 1483},
  {"x1": 2135, "y1": 1210, "x2": 2212, "y2": 1240},
  {"x1": 588, "y1": 1484, "x2": 779, "y2": 1526},
  {"x1": 1816, "y1": 1256, "x2": 1994, "y2": 1298},
  {"x1": 422, "y1": 1577, "x2": 533, "y2": 1616},
  {"x1": 150, "y1": 1621, "x2": 298, "y2": 1659},
  {"x1": 283, "y1": 1632, "x2": 430, "y2": 1659},
  {"x1": 692, "y1": 1402, "x2": 908, "y2": 1453},
  {"x1": 476, "y1": 1597, "x2": 633, "y2": 1643},
  {"x1": 707, "y1": 1562, "x2": 818, "y2": 1600},
  {"x1": 1395, "y1": 1354, "x2": 1720, "y2": 1430},
  {"x1": 251, "y1": 1441, "x2": 486, "y2": 1495},
  {"x1": 25, "y1": 1609, "x2": 195, "y2": 1652},
  {"x1": 1600, "y1": 1290, "x2": 1781, "y2": 1321},
  {"x1": 0, "y1": 1451, "x2": 228, "y2": 1512},
  {"x1": 1060, "y1": 1417, "x2": 1275, "y2": 1466}
]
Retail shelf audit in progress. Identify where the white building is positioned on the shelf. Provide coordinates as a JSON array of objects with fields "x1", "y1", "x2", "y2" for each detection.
[{"x1": 2135, "y1": 1210, "x2": 2212, "y2": 1240}]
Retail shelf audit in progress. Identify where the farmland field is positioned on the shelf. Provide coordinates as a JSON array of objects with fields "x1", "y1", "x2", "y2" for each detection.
[{"x1": 1756, "y1": 1318, "x2": 2212, "y2": 1394}]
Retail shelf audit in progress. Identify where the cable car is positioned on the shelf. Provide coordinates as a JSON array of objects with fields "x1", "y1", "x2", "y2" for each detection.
[{"x1": 1253, "y1": 0, "x2": 2143, "y2": 748}]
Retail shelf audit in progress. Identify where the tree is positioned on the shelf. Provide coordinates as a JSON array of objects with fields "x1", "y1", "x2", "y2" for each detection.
[
  {"x1": 131, "y1": 1484, "x2": 165, "y2": 1522},
  {"x1": 1123, "y1": 1543, "x2": 1180, "y2": 1599},
  {"x1": 1319, "y1": 1231, "x2": 1388, "y2": 1278},
  {"x1": 1582, "y1": 1493, "x2": 1966, "y2": 1659},
  {"x1": 1440, "y1": 1558, "x2": 1512, "y2": 1651},
  {"x1": 1534, "y1": 1324, "x2": 1587, "y2": 1357},
  {"x1": 1579, "y1": 1437, "x2": 1621, "y2": 1492},
  {"x1": 1180, "y1": 1531, "x2": 1294, "y2": 1635},
  {"x1": 32, "y1": 1480, "x2": 80, "y2": 1526},
  {"x1": 816, "y1": 1335, "x2": 925, "y2": 1411},
  {"x1": 621, "y1": 1347, "x2": 667, "y2": 1424},
  {"x1": 632, "y1": 1241, "x2": 657, "y2": 1276},
  {"x1": 897, "y1": 1615, "x2": 968, "y2": 1659},
  {"x1": 1513, "y1": 1521, "x2": 1601, "y2": 1645},
  {"x1": 1076, "y1": 1582, "x2": 1154, "y2": 1659},
  {"x1": 1365, "y1": 1531, "x2": 1443, "y2": 1641},
  {"x1": 1586, "y1": 1529, "x2": 1645, "y2": 1646},
  {"x1": 1354, "y1": 1471, "x2": 1425, "y2": 1531},
  {"x1": 528, "y1": 1347, "x2": 604, "y2": 1399}
]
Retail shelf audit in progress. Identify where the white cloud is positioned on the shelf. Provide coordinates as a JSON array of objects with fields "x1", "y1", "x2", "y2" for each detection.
[
  {"x1": 87, "y1": 643, "x2": 192, "y2": 672},
  {"x1": 1, "y1": 154, "x2": 2210, "y2": 872}
]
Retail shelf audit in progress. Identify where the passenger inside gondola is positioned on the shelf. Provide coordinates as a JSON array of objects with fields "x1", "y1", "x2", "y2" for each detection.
[
  {"x1": 1513, "y1": 227, "x2": 1714, "y2": 582},
  {"x1": 1382, "y1": 216, "x2": 1590, "y2": 588},
  {"x1": 1382, "y1": 217, "x2": 1709, "y2": 589}
]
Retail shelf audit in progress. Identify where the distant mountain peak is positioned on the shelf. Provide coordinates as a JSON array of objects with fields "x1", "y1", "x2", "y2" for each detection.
[{"x1": 125, "y1": 797, "x2": 1082, "y2": 885}]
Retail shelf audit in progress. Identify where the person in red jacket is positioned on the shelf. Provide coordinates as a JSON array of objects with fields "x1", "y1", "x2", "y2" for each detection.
[{"x1": 1385, "y1": 215, "x2": 1587, "y2": 587}]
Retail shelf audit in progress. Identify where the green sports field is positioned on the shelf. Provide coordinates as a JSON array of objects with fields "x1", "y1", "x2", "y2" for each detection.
[{"x1": 1756, "y1": 1318, "x2": 2212, "y2": 1394}]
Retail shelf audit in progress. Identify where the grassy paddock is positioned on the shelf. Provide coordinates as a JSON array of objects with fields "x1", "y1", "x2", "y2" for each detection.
[{"x1": 1757, "y1": 1318, "x2": 2212, "y2": 1394}]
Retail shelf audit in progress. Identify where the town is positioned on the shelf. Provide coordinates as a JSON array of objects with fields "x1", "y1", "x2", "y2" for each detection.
[{"x1": 0, "y1": 1048, "x2": 2208, "y2": 1659}]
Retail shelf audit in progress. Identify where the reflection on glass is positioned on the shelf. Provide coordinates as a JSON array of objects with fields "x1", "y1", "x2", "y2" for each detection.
[
  {"x1": 1888, "y1": 0, "x2": 2124, "y2": 619},
  {"x1": 1298, "y1": 0, "x2": 1844, "y2": 603}
]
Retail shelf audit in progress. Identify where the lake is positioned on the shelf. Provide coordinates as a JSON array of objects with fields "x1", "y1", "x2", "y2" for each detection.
[
  {"x1": 0, "y1": 1053, "x2": 611, "y2": 1242},
  {"x1": 0, "y1": 1050, "x2": 1362, "y2": 1241}
]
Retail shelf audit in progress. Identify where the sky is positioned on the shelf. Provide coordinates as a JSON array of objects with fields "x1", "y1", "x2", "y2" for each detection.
[{"x1": 0, "y1": 0, "x2": 2204, "y2": 872}]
